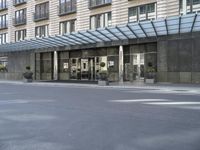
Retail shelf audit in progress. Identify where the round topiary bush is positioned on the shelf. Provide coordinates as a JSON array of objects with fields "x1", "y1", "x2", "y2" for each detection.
[{"x1": 100, "y1": 62, "x2": 105, "y2": 68}]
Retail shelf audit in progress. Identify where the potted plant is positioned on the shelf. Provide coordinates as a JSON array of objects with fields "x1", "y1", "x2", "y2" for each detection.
[
  {"x1": 98, "y1": 62, "x2": 109, "y2": 86},
  {"x1": 23, "y1": 66, "x2": 33, "y2": 82},
  {"x1": 145, "y1": 62, "x2": 156, "y2": 84},
  {"x1": 0, "y1": 64, "x2": 7, "y2": 72}
]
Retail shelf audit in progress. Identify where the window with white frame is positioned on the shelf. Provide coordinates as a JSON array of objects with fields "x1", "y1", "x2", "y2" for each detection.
[
  {"x1": 129, "y1": 3, "x2": 156, "y2": 22},
  {"x1": 0, "y1": 33, "x2": 8, "y2": 45},
  {"x1": 180, "y1": 0, "x2": 200, "y2": 14},
  {"x1": 90, "y1": 12, "x2": 112, "y2": 29},
  {"x1": 35, "y1": 25, "x2": 49, "y2": 38},
  {"x1": 60, "y1": 20, "x2": 76, "y2": 35},
  {"x1": 15, "y1": 29, "x2": 26, "y2": 42},
  {"x1": 0, "y1": 14, "x2": 8, "y2": 29}
]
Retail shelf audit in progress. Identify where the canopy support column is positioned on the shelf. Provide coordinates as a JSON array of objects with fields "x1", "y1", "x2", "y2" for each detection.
[
  {"x1": 119, "y1": 45, "x2": 124, "y2": 84},
  {"x1": 53, "y1": 51, "x2": 58, "y2": 80}
]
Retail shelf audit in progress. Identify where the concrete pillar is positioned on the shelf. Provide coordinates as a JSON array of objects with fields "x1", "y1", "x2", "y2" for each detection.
[
  {"x1": 182, "y1": 0, "x2": 187, "y2": 15},
  {"x1": 119, "y1": 45, "x2": 124, "y2": 83},
  {"x1": 53, "y1": 51, "x2": 58, "y2": 80}
]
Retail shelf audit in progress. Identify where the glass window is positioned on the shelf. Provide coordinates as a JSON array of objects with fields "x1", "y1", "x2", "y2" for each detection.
[
  {"x1": 59, "y1": 0, "x2": 76, "y2": 15},
  {"x1": 180, "y1": 0, "x2": 200, "y2": 14},
  {"x1": 0, "y1": 0, "x2": 6, "y2": 10},
  {"x1": 129, "y1": 3, "x2": 156, "y2": 22},
  {"x1": 0, "y1": 33, "x2": 8, "y2": 45},
  {"x1": 60, "y1": 20, "x2": 76, "y2": 34},
  {"x1": 35, "y1": 2, "x2": 49, "y2": 20},
  {"x1": 90, "y1": 12, "x2": 112, "y2": 29},
  {"x1": 15, "y1": 29, "x2": 26, "y2": 42},
  {"x1": 35, "y1": 25, "x2": 49, "y2": 38},
  {"x1": 0, "y1": 14, "x2": 7, "y2": 29},
  {"x1": 139, "y1": 5, "x2": 146, "y2": 14},
  {"x1": 15, "y1": 8, "x2": 26, "y2": 25}
]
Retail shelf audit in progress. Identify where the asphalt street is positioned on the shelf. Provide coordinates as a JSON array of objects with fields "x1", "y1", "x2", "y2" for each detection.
[{"x1": 0, "y1": 83, "x2": 199, "y2": 150}]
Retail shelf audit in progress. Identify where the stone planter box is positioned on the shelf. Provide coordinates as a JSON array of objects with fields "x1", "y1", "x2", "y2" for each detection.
[
  {"x1": 98, "y1": 80, "x2": 109, "y2": 86},
  {"x1": 145, "y1": 78, "x2": 155, "y2": 84}
]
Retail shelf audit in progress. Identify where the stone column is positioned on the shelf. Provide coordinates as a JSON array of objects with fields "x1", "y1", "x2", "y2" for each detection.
[
  {"x1": 182, "y1": 0, "x2": 187, "y2": 15},
  {"x1": 119, "y1": 45, "x2": 124, "y2": 84},
  {"x1": 53, "y1": 51, "x2": 58, "y2": 80}
]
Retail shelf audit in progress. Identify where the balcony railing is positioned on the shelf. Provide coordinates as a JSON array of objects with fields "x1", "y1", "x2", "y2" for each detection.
[
  {"x1": 58, "y1": 5, "x2": 76, "y2": 16},
  {"x1": 0, "y1": 4, "x2": 8, "y2": 11},
  {"x1": 13, "y1": 0, "x2": 27, "y2": 6},
  {"x1": 89, "y1": 0, "x2": 112, "y2": 9},
  {"x1": 0, "y1": 22, "x2": 8, "y2": 30},
  {"x1": 13, "y1": 18, "x2": 26, "y2": 26},
  {"x1": 33, "y1": 12, "x2": 49, "y2": 22}
]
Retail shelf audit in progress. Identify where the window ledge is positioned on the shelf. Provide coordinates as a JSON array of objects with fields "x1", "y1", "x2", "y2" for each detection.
[
  {"x1": 89, "y1": 2, "x2": 111, "y2": 10},
  {"x1": 13, "y1": 1, "x2": 27, "y2": 6},
  {"x1": 58, "y1": 11, "x2": 76, "y2": 16},
  {"x1": 0, "y1": 7, "x2": 8, "y2": 12}
]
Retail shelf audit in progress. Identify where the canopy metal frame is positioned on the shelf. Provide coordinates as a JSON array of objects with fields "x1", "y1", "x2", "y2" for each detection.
[{"x1": 0, "y1": 13, "x2": 200, "y2": 52}]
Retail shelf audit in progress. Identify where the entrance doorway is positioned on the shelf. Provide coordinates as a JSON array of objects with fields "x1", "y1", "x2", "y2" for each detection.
[
  {"x1": 70, "y1": 56, "x2": 107, "y2": 81},
  {"x1": 81, "y1": 58, "x2": 95, "y2": 80}
]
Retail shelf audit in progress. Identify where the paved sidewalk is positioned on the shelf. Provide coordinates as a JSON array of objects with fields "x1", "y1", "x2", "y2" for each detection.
[{"x1": 0, "y1": 80, "x2": 200, "y2": 91}]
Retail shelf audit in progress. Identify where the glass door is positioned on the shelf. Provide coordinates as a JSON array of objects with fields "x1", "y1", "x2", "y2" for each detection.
[
  {"x1": 81, "y1": 59, "x2": 89, "y2": 80},
  {"x1": 133, "y1": 53, "x2": 144, "y2": 80}
]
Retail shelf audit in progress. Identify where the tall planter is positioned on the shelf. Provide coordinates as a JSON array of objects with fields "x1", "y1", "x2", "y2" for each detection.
[
  {"x1": 23, "y1": 66, "x2": 33, "y2": 82},
  {"x1": 145, "y1": 62, "x2": 156, "y2": 84},
  {"x1": 98, "y1": 62, "x2": 109, "y2": 86}
]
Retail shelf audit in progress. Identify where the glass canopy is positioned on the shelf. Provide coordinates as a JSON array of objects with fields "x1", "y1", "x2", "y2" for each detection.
[{"x1": 0, "y1": 12, "x2": 200, "y2": 52}]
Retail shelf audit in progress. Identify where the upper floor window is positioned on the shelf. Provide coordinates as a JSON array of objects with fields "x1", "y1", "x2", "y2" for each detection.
[
  {"x1": 34, "y1": 2, "x2": 49, "y2": 21},
  {"x1": 59, "y1": 0, "x2": 76, "y2": 15},
  {"x1": 14, "y1": 8, "x2": 26, "y2": 26},
  {"x1": 60, "y1": 20, "x2": 76, "y2": 35},
  {"x1": 89, "y1": 0, "x2": 112, "y2": 8},
  {"x1": 129, "y1": 3, "x2": 156, "y2": 22},
  {"x1": 180, "y1": 0, "x2": 200, "y2": 14},
  {"x1": 35, "y1": 25, "x2": 49, "y2": 38},
  {"x1": 13, "y1": 0, "x2": 26, "y2": 6},
  {"x1": 0, "y1": 0, "x2": 7, "y2": 10},
  {"x1": 90, "y1": 12, "x2": 111, "y2": 29},
  {"x1": 0, "y1": 14, "x2": 8, "y2": 29},
  {"x1": 0, "y1": 33, "x2": 8, "y2": 44},
  {"x1": 15, "y1": 29, "x2": 26, "y2": 41}
]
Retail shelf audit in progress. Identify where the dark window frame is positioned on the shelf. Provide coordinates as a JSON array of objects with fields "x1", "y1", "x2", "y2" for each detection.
[
  {"x1": 14, "y1": 8, "x2": 26, "y2": 26},
  {"x1": 58, "y1": 0, "x2": 77, "y2": 16},
  {"x1": 34, "y1": 2, "x2": 49, "y2": 21},
  {"x1": 0, "y1": 14, "x2": 8, "y2": 29}
]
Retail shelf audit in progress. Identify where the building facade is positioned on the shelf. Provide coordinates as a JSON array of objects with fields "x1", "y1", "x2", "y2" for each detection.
[{"x1": 0, "y1": 0, "x2": 200, "y2": 83}]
